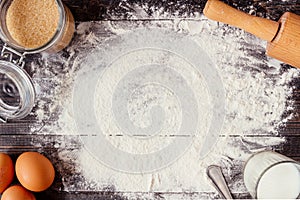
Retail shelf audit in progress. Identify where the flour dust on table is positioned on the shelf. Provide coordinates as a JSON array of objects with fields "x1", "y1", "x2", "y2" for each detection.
[{"x1": 29, "y1": 15, "x2": 298, "y2": 198}]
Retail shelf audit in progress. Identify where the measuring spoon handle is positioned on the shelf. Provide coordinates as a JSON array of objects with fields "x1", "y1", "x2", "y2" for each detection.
[{"x1": 207, "y1": 165, "x2": 233, "y2": 199}]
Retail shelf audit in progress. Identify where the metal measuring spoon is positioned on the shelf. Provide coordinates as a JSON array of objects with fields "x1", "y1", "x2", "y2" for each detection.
[{"x1": 207, "y1": 165, "x2": 233, "y2": 199}]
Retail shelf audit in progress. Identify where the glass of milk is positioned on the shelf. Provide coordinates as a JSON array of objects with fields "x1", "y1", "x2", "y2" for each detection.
[{"x1": 243, "y1": 151, "x2": 300, "y2": 199}]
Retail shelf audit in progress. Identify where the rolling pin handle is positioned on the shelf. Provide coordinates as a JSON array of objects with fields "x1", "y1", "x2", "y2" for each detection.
[{"x1": 204, "y1": 0, "x2": 280, "y2": 42}]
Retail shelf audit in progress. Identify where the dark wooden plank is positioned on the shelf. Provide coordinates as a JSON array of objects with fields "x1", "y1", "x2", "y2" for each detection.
[
  {"x1": 61, "y1": 0, "x2": 300, "y2": 21},
  {"x1": 62, "y1": 0, "x2": 206, "y2": 21},
  {"x1": 34, "y1": 190, "x2": 252, "y2": 200}
]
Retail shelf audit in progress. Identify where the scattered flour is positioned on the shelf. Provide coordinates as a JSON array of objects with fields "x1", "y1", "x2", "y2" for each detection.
[{"x1": 29, "y1": 13, "x2": 298, "y2": 198}]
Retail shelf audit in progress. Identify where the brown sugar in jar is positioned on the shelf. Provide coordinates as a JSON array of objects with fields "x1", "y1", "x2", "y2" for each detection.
[
  {"x1": 6, "y1": 0, "x2": 60, "y2": 49},
  {"x1": 0, "y1": 0, "x2": 75, "y2": 53}
]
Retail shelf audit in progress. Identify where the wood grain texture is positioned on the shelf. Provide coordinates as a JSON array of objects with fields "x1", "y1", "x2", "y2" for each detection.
[
  {"x1": 0, "y1": 1, "x2": 300, "y2": 200},
  {"x1": 267, "y1": 12, "x2": 300, "y2": 68}
]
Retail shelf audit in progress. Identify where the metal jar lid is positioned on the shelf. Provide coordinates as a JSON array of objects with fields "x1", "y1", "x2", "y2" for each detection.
[{"x1": 0, "y1": 45, "x2": 35, "y2": 122}]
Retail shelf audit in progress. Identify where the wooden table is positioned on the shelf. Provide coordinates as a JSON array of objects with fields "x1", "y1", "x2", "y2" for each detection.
[{"x1": 1, "y1": 0, "x2": 300, "y2": 199}]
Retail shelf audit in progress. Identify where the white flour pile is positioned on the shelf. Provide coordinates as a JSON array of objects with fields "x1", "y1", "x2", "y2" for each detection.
[{"x1": 29, "y1": 14, "x2": 298, "y2": 198}]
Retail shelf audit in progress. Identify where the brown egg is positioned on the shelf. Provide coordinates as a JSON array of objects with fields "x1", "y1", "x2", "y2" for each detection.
[
  {"x1": 15, "y1": 152, "x2": 55, "y2": 192},
  {"x1": 1, "y1": 185, "x2": 35, "y2": 200},
  {"x1": 0, "y1": 153, "x2": 14, "y2": 193}
]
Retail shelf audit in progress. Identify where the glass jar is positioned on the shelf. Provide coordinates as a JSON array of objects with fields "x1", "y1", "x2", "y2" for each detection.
[
  {"x1": 0, "y1": 0, "x2": 75, "y2": 53},
  {"x1": 244, "y1": 151, "x2": 300, "y2": 199},
  {"x1": 0, "y1": 0, "x2": 75, "y2": 122}
]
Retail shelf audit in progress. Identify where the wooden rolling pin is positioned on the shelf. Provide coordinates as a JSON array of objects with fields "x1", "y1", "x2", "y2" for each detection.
[{"x1": 204, "y1": 0, "x2": 300, "y2": 68}]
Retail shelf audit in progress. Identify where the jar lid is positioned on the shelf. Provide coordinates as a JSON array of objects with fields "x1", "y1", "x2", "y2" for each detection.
[{"x1": 0, "y1": 60, "x2": 35, "y2": 122}]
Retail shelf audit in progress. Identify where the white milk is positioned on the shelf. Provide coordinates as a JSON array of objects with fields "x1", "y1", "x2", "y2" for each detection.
[{"x1": 257, "y1": 163, "x2": 300, "y2": 199}]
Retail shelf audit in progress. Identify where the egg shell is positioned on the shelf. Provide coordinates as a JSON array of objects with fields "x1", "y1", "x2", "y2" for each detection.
[
  {"x1": 0, "y1": 153, "x2": 14, "y2": 193},
  {"x1": 15, "y1": 152, "x2": 55, "y2": 192},
  {"x1": 1, "y1": 185, "x2": 35, "y2": 200}
]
